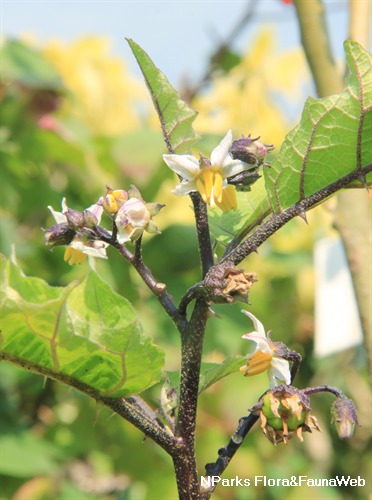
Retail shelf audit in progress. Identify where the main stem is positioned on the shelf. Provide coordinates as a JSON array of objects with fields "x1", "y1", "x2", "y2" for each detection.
[{"x1": 174, "y1": 298, "x2": 209, "y2": 499}]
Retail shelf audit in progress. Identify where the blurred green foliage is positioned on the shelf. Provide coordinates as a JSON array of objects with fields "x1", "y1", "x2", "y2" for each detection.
[{"x1": 0, "y1": 38, "x2": 370, "y2": 500}]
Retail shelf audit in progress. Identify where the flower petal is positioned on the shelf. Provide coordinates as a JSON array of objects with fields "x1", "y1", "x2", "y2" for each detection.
[
  {"x1": 221, "y1": 158, "x2": 248, "y2": 178},
  {"x1": 163, "y1": 154, "x2": 200, "y2": 180},
  {"x1": 48, "y1": 206, "x2": 66, "y2": 224},
  {"x1": 86, "y1": 199, "x2": 104, "y2": 223},
  {"x1": 210, "y1": 130, "x2": 233, "y2": 166},
  {"x1": 61, "y1": 198, "x2": 69, "y2": 213},
  {"x1": 242, "y1": 333, "x2": 271, "y2": 353},
  {"x1": 241, "y1": 310, "x2": 266, "y2": 337},
  {"x1": 172, "y1": 179, "x2": 197, "y2": 196},
  {"x1": 270, "y1": 358, "x2": 291, "y2": 385},
  {"x1": 69, "y1": 240, "x2": 108, "y2": 259}
]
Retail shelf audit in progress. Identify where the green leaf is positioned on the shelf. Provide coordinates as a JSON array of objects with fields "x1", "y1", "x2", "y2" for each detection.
[
  {"x1": 198, "y1": 356, "x2": 246, "y2": 393},
  {"x1": 0, "y1": 255, "x2": 164, "y2": 397},
  {"x1": 0, "y1": 39, "x2": 63, "y2": 90},
  {"x1": 264, "y1": 40, "x2": 372, "y2": 212},
  {"x1": 209, "y1": 177, "x2": 271, "y2": 249},
  {"x1": 127, "y1": 38, "x2": 200, "y2": 153},
  {"x1": 167, "y1": 356, "x2": 245, "y2": 395}
]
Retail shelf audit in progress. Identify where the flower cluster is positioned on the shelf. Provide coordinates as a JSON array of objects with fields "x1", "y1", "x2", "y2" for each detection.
[
  {"x1": 44, "y1": 198, "x2": 108, "y2": 265},
  {"x1": 163, "y1": 130, "x2": 272, "y2": 212},
  {"x1": 43, "y1": 185, "x2": 163, "y2": 265}
]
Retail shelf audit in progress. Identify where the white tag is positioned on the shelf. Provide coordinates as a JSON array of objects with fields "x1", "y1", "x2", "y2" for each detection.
[{"x1": 314, "y1": 237, "x2": 363, "y2": 357}]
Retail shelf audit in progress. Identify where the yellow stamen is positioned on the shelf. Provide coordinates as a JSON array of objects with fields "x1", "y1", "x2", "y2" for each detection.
[
  {"x1": 195, "y1": 176, "x2": 208, "y2": 203},
  {"x1": 216, "y1": 185, "x2": 238, "y2": 212},
  {"x1": 202, "y1": 169, "x2": 214, "y2": 206},
  {"x1": 240, "y1": 350, "x2": 272, "y2": 376},
  {"x1": 213, "y1": 172, "x2": 224, "y2": 203},
  {"x1": 64, "y1": 247, "x2": 87, "y2": 265}
]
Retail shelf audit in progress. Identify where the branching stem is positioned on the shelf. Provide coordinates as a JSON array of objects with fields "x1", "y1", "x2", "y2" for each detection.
[{"x1": 223, "y1": 164, "x2": 371, "y2": 266}]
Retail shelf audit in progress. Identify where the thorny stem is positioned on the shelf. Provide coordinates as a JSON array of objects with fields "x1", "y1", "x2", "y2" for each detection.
[
  {"x1": 175, "y1": 298, "x2": 210, "y2": 499},
  {"x1": 223, "y1": 164, "x2": 372, "y2": 266},
  {"x1": 200, "y1": 414, "x2": 259, "y2": 498},
  {"x1": 202, "y1": 345, "x2": 302, "y2": 497},
  {"x1": 190, "y1": 192, "x2": 214, "y2": 278}
]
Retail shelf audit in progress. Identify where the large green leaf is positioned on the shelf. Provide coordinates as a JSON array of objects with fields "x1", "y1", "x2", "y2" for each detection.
[
  {"x1": 265, "y1": 40, "x2": 372, "y2": 212},
  {"x1": 127, "y1": 38, "x2": 200, "y2": 153},
  {"x1": 0, "y1": 255, "x2": 164, "y2": 397}
]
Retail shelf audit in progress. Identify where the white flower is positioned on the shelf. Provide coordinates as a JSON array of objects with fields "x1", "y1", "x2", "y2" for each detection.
[
  {"x1": 115, "y1": 186, "x2": 163, "y2": 243},
  {"x1": 162, "y1": 130, "x2": 249, "y2": 211},
  {"x1": 240, "y1": 310, "x2": 291, "y2": 388},
  {"x1": 46, "y1": 198, "x2": 108, "y2": 265}
]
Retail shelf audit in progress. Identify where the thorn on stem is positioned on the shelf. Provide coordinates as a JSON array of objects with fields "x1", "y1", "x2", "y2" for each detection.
[
  {"x1": 298, "y1": 210, "x2": 308, "y2": 224},
  {"x1": 358, "y1": 174, "x2": 370, "y2": 191}
]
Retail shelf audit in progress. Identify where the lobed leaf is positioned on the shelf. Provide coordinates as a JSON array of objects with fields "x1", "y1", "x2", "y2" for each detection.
[
  {"x1": 264, "y1": 40, "x2": 372, "y2": 212},
  {"x1": 127, "y1": 38, "x2": 200, "y2": 154},
  {"x1": 0, "y1": 255, "x2": 164, "y2": 397}
]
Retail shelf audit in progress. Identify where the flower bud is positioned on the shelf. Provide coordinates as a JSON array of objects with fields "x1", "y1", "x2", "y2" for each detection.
[
  {"x1": 82, "y1": 209, "x2": 99, "y2": 228},
  {"x1": 230, "y1": 135, "x2": 274, "y2": 167},
  {"x1": 43, "y1": 224, "x2": 76, "y2": 249},
  {"x1": 331, "y1": 397, "x2": 359, "y2": 439},
  {"x1": 65, "y1": 208, "x2": 85, "y2": 229},
  {"x1": 103, "y1": 186, "x2": 128, "y2": 216},
  {"x1": 115, "y1": 186, "x2": 164, "y2": 243}
]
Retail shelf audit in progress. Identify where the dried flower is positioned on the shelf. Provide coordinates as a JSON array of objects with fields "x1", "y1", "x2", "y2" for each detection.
[{"x1": 204, "y1": 263, "x2": 257, "y2": 304}]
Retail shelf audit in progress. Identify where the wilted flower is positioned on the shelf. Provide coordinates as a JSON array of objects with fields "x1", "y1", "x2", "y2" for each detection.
[
  {"x1": 44, "y1": 198, "x2": 108, "y2": 265},
  {"x1": 203, "y1": 263, "x2": 257, "y2": 304},
  {"x1": 240, "y1": 310, "x2": 291, "y2": 387},
  {"x1": 250, "y1": 386, "x2": 320, "y2": 445},
  {"x1": 116, "y1": 186, "x2": 164, "y2": 243},
  {"x1": 162, "y1": 130, "x2": 251, "y2": 211}
]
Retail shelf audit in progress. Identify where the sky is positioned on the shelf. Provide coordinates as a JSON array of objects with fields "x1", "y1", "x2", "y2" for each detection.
[{"x1": 1, "y1": 0, "x2": 350, "y2": 89}]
